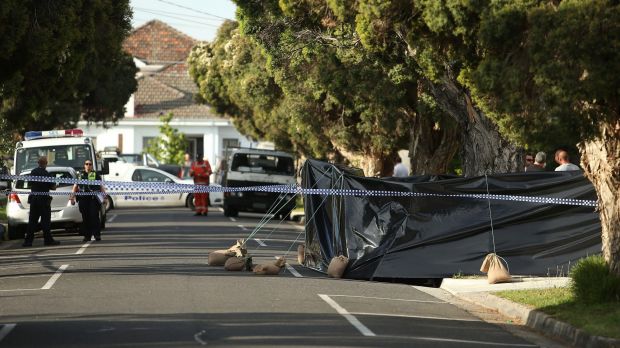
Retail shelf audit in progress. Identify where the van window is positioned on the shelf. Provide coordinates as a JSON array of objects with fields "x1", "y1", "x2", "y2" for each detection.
[
  {"x1": 15, "y1": 145, "x2": 93, "y2": 174},
  {"x1": 230, "y1": 153, "x2": 294, "y2": 176}
]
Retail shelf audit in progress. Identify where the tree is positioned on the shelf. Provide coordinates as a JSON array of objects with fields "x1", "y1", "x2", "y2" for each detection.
[
  {"x1": 458, "y1": 0, "x2": 620, "y2": 275},
  {"x1": 191, "y1": 2, "x2": 460, "y2": 176},
  {"x1": 0, "y1": 0, "x2": 137, "y2": 135},
  {"x1": 145, "y1": 113, "x2": 188, "y2": 165}
]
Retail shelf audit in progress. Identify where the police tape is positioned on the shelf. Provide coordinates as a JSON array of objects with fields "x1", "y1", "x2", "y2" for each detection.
[{"x1": 0, "y1": 174, "x2": 598, "y2": 207}]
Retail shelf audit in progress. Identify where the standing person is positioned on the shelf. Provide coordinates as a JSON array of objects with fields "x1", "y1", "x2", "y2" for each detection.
[
  {"x1": 23, "y1": 156, "x2": 59, "y2": 247},
  {"x1": 525, "y1": 151, "x2": 546, "y2": 172},
  {"x1": 524, "y1": 153, "x2": 535, "y2": 170},
  {"x1": 554, "y1": 150, "x2": 581, "y2": 171},
  {"x1": 190, "y1": 154, "x2": 212, "y2": 216},
  {"x1": 180, "y1": 152, "x2": 192, "y2": 179},
  {"x1": 392, "y1": 156, "x2": 409, "y2": 177},
  {"x1": 70, "y1": 160, "x2": 105, "y2": 241}
]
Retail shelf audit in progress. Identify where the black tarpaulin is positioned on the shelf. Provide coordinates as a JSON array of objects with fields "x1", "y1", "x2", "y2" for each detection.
[{"x1": 301, "y1": 159, "x2": 601, "y2": 280}]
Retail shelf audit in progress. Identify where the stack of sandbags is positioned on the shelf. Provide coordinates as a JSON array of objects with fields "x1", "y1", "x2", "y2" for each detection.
[
  {"x1": 208, "y1": 239, "x2": 248, "y2": 266},
  {"x1": 327, "y1": 255, "x2": 348, "y2": 278},
  {"x1": 253, "y1": 257, "x2": 286, "y2": 275},
  {"x1": 480, "y1": 253, "x2": 511, "y2": 284}
]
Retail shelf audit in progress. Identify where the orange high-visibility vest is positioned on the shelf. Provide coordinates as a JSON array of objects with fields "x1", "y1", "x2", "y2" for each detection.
[{"x1": 191, "y1": 160, "x2": 212, "y2": 184}]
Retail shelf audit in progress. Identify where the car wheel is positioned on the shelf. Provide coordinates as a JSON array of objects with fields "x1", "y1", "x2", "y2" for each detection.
[
  {"x1": 187, "y1": 193, "x2": 195, "y2": 210},
  {"x1": 104, "y1": 195, "x2": 113, "y2": 212},
  {"x1": 8, "y1": 224, "x2": 26, "y2": 240}
]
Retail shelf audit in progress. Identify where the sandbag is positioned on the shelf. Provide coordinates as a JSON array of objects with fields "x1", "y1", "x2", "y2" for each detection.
[
  {"x1": 208, "y1": 249, "x2": 235, "y2": 266},
  {"x1": 253, "y1": 263, "x2": 282, "y2": 275},
  {"x1": 224, "y1": 257, "x2": 246, "y2": 271},
  {"x1": 327, "y1": 255, "x2": 348, "y2": 278},
  {"x1": 480, "y1": 253, "x2": 511, "y2": 284},
  {"x1": 297, "y1": 245, "x2": 305, "y2": 265},
  {"x1": 227, "y1": 239, "x2": 247, "y2": 257},
  {"x1": 274, "y1": 256, "x2": 286, "y2": 268},
  {"x1": 253, "y1": 257, "x2": 286, "y2": 275}
]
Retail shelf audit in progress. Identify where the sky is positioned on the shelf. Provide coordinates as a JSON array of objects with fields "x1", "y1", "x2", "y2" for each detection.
[{"x1": 130, "y1": 0, "x2": 237, "y2": 41}]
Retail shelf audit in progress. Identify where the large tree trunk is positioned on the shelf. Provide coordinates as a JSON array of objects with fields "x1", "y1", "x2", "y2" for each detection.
[
  {"x1": 425, "y1": 75, "x2": 523, "y2": 176},
  {"x1": 579, "y1": 121, "x2": 620, "y2": 276},
  {"x1": 409, "y1": 111, "x2": 460, "y2": 174}
]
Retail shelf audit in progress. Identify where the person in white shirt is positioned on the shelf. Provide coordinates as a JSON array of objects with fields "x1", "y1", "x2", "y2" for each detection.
[
  {"x1": 554, "y1": 150, "x2": 581, "y2": 171},
  {"x1": 392, "y1": 156, "x2": 409, "y2": 177}
]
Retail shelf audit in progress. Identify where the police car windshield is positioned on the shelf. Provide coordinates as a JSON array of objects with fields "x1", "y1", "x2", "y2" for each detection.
[
  {"x1": 230, "y1": 154, "x2": 294, "y2": 176},
  {"x1": 16, "y1": 145, "x2": 93, "y2": 174}
]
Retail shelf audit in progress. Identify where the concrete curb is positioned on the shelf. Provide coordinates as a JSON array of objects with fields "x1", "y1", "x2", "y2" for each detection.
[{"x1": 448, "y1": 290, "x2": 619, "y2": 348}]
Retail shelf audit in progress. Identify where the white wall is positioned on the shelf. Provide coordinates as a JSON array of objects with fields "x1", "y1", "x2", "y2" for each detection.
[{"x1": 78, "y1": 121, "x2": 256, "y2": 166}]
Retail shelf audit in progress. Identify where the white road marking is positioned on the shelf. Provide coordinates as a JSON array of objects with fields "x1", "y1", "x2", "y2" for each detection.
[
  {"x1": 284, "y1": 263, "x2": 302, "y2": 277},
  {"x1": 229, "y1": 217, "x2": 237, "y2": 222},
  {"x1": 327, "y1": 294, "x2": 447, "y2": 304},
  {"x1": 106, "y1": 214, "x2": 117, "y2": 223},
  {"x1": 75, "y1": 241, "x2": 92, "y2": 255},
  {"x1": 349, "y1": 312, "x2": 480, "y2": 322},
  {"x1": 273, "y1": 256, "x2": 302, "y2": 278},
  {"x1": 0, "y1": 324, "x2": 16, "y2": 343},
  {"x1": 0, "y1": 288, "x2": 40, "y2": 292},
  {"x1": 237, "y1": 224, "x2": 247, "y2": 231},
  {"x1": 41, "y1": 264, "x2": 69, "y2": 290},
  {"x1": 379, "y1": 334, "x2": 538, "y2": 347},
  {"x1": 194, "y1": 330, "x2": 207, "y2": 345},
  {"x1": 254, "y1": 238, "x2": 266, "y2": 246},
  {"x1": 318, "y1": 294, "x2": 376, "y2": 337}
]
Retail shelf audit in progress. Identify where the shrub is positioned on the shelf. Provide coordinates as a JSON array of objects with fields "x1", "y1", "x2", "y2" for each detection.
[{"x1": 570, "y1": 255, "x2": 620, "y2": 304}]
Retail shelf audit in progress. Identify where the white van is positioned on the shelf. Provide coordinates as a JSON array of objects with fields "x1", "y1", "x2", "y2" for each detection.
[{"x1": 221, "y1": 148, "x2": 296, "y2": 218}]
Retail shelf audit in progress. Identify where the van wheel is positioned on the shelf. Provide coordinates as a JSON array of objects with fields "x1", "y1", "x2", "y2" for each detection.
[
  {"x1": 224, "y1": 206, "x2": 238, "y2": 217},
  {"x1": 8, "y1": 224, "x2": 26, "y2": 240}
]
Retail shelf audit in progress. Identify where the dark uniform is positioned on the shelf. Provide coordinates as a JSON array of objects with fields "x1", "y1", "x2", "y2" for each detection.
[
  {"x1": 76, "y1": 170, "x2": 102, "y2": 241},
  {"x1": 24, "y1": 167, "x2": 58, "y2": 246}
]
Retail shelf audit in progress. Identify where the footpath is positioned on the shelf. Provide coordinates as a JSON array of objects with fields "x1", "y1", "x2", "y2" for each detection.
[{"x1": 440, "y1": 277, "x2": 619, "y2": 348}]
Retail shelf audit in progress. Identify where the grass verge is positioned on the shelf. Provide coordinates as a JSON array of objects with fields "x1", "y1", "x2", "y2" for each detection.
[{"x1": 494, "y1": 287, "x2": 620, "y2": 339}]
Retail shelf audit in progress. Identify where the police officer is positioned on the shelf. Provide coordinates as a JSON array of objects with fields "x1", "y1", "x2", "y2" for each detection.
[
  {"x1": 190, "y1": 154, "x2": 212, "y2": 216},
  {"x1": 23, "y1": 156, "x2": 59, "y2": 247},
  {"x1": 70, "y1": 160, "x2": 105, "y2": 242}
]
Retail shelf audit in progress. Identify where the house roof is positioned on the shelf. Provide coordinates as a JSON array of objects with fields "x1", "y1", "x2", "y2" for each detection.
[
  {"x1": 123, "y1": 20, "x2": 196, "y2": 63},
  {"x1": 125, "y1": 20, "x2": 225, "y2": 120}
]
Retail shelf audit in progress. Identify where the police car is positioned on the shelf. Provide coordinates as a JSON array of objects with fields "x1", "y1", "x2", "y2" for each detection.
[
  {"x1": 104, "y1": 164, "x2": 222, "y2": 210},
  {"x1": 6, "y1": 167, "x2": 107, "y2": 240}
]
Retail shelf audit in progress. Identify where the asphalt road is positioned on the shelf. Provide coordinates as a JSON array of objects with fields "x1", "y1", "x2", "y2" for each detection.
[{"x1": 0, "y1": 206, "x2": 560, "y2": 347}]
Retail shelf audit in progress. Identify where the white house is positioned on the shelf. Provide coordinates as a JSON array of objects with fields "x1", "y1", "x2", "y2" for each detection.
[{"x1": 78, "y1": 20, "x2": 257, "y2": 168}]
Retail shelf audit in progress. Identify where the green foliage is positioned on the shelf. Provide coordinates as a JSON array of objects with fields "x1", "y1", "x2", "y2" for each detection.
[
  {"x1": 464, "y1": 0, "x2": 620, "y2": 150},
  {"x1": 144, "y1": 113, "x2": 188, "y2": 165},
  {"x1": 571, "y1": 255, "x2": 620, "y2": 304},
  {"x1": 192, "y1": 0, "x2": 423, "y2": 171},
  {"x1": 0, "y1": 0, "x2": 137, "y2": 135}
]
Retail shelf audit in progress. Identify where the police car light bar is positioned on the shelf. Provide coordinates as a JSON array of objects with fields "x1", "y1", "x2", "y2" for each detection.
[{"x1": 24, "y1": 129, "x2": 84, "y2": 141}]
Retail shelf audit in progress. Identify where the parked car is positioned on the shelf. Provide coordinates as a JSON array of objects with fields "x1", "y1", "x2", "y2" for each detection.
[
  {"x1": 103, "y1": 165, "x2": 222, "y2": 210},
  {"x1": 118, "y1": 153, "x2": 182, "y2": 178},
  {"x1": 6, "y1": 167, "x2": 106, "y2": 240}
]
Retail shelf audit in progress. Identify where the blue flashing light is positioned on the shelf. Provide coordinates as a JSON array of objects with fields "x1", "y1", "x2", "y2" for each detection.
[{"x1": 24, "y1": 129, "x2": 83, "y2": 141}]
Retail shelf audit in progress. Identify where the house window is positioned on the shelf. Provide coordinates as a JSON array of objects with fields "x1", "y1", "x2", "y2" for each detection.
[{"x1": 143, "y1": 137, "x2": 156, "y2": 150}]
